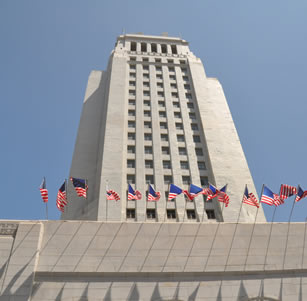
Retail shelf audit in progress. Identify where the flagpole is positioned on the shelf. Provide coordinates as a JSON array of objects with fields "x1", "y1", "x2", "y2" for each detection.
[
  {"x1": 45, "y1": 202, "x2": 48, "y2": 220},
  {"x1": 86, "y1": 179, "x2": 89, "y2": 219},
  {"x1": 202, "y1": 194, "x2": 206, "y2": 222},
  {"x1": 264, "y1": 195, "x2": 278, "y2": 270},
  {"x1": 164, "y1": 183, "x2": 170, "y2": 222},
  {"x1": 282, "y1": 190, "x2": 298, "y2": 270},
  {"x1": 236, "y1": 187, "x2": 245, "y2": 224},
  {"x1": 244, "y1": 184, "x2": 263, "y2": 270},
  {"x1": 65, "y1": 179, "x2": 68, "y2": 217},
  {"x1": 106, "y1": 180, "x2": 109, "y2": 222},
  {"x1": 183, "y1": 195, "x2": 188, "y2": 222}
]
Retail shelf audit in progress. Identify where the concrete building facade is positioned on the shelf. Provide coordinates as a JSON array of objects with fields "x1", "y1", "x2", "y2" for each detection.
[
  {"x1": 1, "y1": 220, "x2": 307, "y2": 300},
  {"x1": 63, "y1": 33, "x2": 265, "y2": 223}
]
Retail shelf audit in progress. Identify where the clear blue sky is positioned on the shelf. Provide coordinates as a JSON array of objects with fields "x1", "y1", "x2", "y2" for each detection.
[{"x1": 1, "y1": 0, "x2": 306, "y2": 221}]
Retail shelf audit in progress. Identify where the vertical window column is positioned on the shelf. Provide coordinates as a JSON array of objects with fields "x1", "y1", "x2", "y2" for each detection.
[
  {"x1": 134, "y1": 62, "x2": 146, "y2": 221},
  {"x1": 149, "y1": 63, "x2": 164, "y2": 221},
  {"x1": 162, "y1": 64, "x2": 185, "y2": 221}
]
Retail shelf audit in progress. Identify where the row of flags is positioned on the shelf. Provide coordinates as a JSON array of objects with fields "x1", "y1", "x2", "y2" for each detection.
[
  {"x1": 39, "y1": 177, "x2": 307, "y2": 213},
  {"x1": 39, "y1": 177, "x2": 88, "y2": 212}
]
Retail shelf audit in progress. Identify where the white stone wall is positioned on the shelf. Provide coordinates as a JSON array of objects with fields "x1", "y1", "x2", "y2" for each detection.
[{"x1": 1, "y1": 220, "x2": 307, "y2": 300}]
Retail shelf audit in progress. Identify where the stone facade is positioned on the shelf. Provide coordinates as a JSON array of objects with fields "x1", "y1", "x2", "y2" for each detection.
[
  {"x1": 63, "y1": 33, "x2": 265, "y2": 223},
  {"x1": 1, "y1": 220, "x2": 307, "y2": 300}
]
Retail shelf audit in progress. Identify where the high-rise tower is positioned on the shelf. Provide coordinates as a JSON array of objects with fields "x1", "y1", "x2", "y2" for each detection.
[{"x1": 63, "y1": 33, "x2": 266, "y2": 223}]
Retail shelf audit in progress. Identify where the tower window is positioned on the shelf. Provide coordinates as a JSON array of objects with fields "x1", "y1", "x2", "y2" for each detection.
[
  {"x1": 129, "y1": 90, "x2": 136, "y2": 96},
  {"x1": 189, "y1": 113, "x2": 196, "y2": 119},
  {"x1": 128, "y1": 133, "x2": 135, "y2": 140},
  {"x1": 157, "y1": 82, "x2": 163, "y2": 88},
  {"x1": 167, "y1": 59, "x2": 174, "y2": 64},
  {"x1": 127, "y1": 209, "x2": 135, "y2": 219},
  {"x1": 173, "y1": 102, "x2": 180, "y2": 108},
  {"x1": 184, "y1": 84, "x2": 191, "y2": 90},
  {"x1": 129, "y1": 81, "x2": 136, "y2": 86},
  {"x1": 161, "y1": 134, "x2": 169, "y2": 141},
  {"x1": 144, "y1": 100, "x2": 150, "y2": 107},
  {"x1": 145, "y1": 160, "x2": 153, "y2": 169},
  {"x1": 156, "y1": 66, "x2": 162, "y2": 71},
  {"x1": 144, "y1": 146, "x2": 153, "y2": 154},
  {"x1": 130, "y1": 42, "x2": 137, "y2": 51},
  {"x1": 200, "y1": 177, "x2": 208, "y2": 186},
  {"x1": 193, "y1": 135, "x2": 201, "y2": 143},
  {"x1": 146, "y1": 175, "x2": 154, "y2": 184},
  {"x1": 143, "y1": 73, "x2": 149, "y2": 79},
  {"x1": 128, "y1": 99, "x2": 135, "y2": 105},
  {"x1": 169, "y1": 74, "x2": 176, "y2": 80},
  {"x1": 156, "y1": 74, "x2": 163, "y2": 80},
  {"x1": 183, "y1": 76, "x2": 189, "y2": 82},
  {"x1": 141, "y1": 43, "x2": 147, "y2": 52},
  {"x1": 162, "y1": 146, "x2": 170, "y2": 155},
  {"x1": 195, "y1": 148, "x2": 203, "y2": 156},
  {"x1": 171, "y1": 92, "x2": 178, "y2": 98},
  {"x1": 177, "y1": 135, "x2": 185, "y2": 142},
  {"x1": 186, "y1": 93, "x2": 192, "y2": 99},
  {"x1": 187, "y1": 102, "x2": 194, "y2": 109},
  {"x1": 159, "y1": 111, "x2": 166, "y2": 118},
  {"x1": 127, "y1": 174, "x2": 135, "y2": 184},
  {"x1": 174, "y1": 112, "x2": 181, "y2": 118},
  {"x1": 129, "y1": 72, "x2": 136, "y2": 78},
  {"x1": 143, "y1": 91, "x2": 150, "y2": 97},
  {"x1": 170, "y1": 83, "x2": 177, "y2": 89},
  {"x1": 144, "y1": 121, "x2": 152, "y2": 128},
  {"x1": 163, "y1": 160, "x2": 171, "y2": 169},
  {"x1": 178, "y1": 147, "x2": 187, "y2": 155},
  {"x1": 180, "y1": 161, "x2": 189, "y2": 170},
  {"x1": 164, "y1": 175, "x2": 173, "y2": 185},
  {"x1": 144, "y1": 133, "x2": 152, "y2": 141},
  {"x1": 168, "y1": 67, "x2": 175, "y2": 72},
  {"x1": 175, "y1": 123, "x2": 183, "y2": 130},
  {"x1": 143, "y1": 81, "x2": 150, "y2": 88},
  {"x1": 128, "y1": 121, "x2": 135, "y2": 128},
  {"x1": 127, "y1": 160, "x2": 135, "y2": 168},
  {"x1": 143, "y1": 57, "x2": 149, "y2": 62},
  {"x1": 127, "y1": 145, "x2": 135, "y2": 153},
  {"x1": 144, "y1": 111, "x2": 151, "y2": 117},
  {"x1": 157, "y1": 91, "x2": 164, "y2": 97},
  {"x1": 151, "y1": 43, "x2": 157, "y2": 53},
  {"x1": 198, "y1": 161, "x2": 206, "y2": 170},
  {"x1": 128, "y1": 110, "x2": 135, "y2": 116},
  {"x1": 161, "y1": 44, "x2": 167, "y2": 53},
  {"x1": 167, "y1": 209, "x2": 176, "y2": 219},
  {"x1": 182, "y1": 176, "x2": 191, "y2": 185},
  {"x1": 130, "y1": 65, "x2": 136, "y2": 70},
  {"x1": 206, "y1": 210, "x2": 216, "y2": 219},
  {"x1": 187, "y1": 210, "x2": 196, "y2": 219},
  {"x1": 160, "y1": 122, "x2": 168, "y2": 129},
  {"x1": 158, "y1": 101, "x2": 165, "y2": 107},
  {"x1": 171, "y1": 45, "x2": 177, "y2": 54},
  {"x1": 146, "y1": 209, "x2": 156, "y2": 219},
  {"x1": 191, "y1": 123, "x2": 198, "y2": 131}
]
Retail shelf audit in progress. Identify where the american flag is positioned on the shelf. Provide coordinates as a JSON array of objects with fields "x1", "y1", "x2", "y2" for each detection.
[
  {"x1": 279, "y1": 184, "x2": 297, "y2": 201},
  {"x1": 242, "y1": 186, "x2": 259, "y2": 208},
  {"x1": 56, "y1": 181, "x2": 67, "y2": 212},
  {"x1": 128, "y1": 184, "x2": 142, "y2": 200},
  {"x1": 168, "y1": 184, "x2": 183, "y2": 201},
  {"x1": 147, "y1": 185, "x2": 160, "y2": 201},
  {"x1": 217, "y1": 185, "x2": 230, "y2": 207},
  {"x1": 260, "y1": 186, "x2": 276, "y2": 206},
  {"x1": 189, "y1": 184, "x2": 203, "y2": 199},
  {"x1": 295, "y1": 186, "x2": 307, "y2": 202},
  {"x1": 273, "y1": 194, "x2": 284, "y2": 206},
  {"x1": 183, "y1": 190, "x2": 194, "y2": 201},
  {"x1": 107, "y1": 190, "x2": 120, "y2": 201},
  {"x1": 70, "y1": 177, "x2": 87, "y2": 198},
  {"x1": 39, "y1": 177, "x2": 48, "y2": 203},
  {"x1": 205, "y1": 184, "x2": 217, "y2": 201}
]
